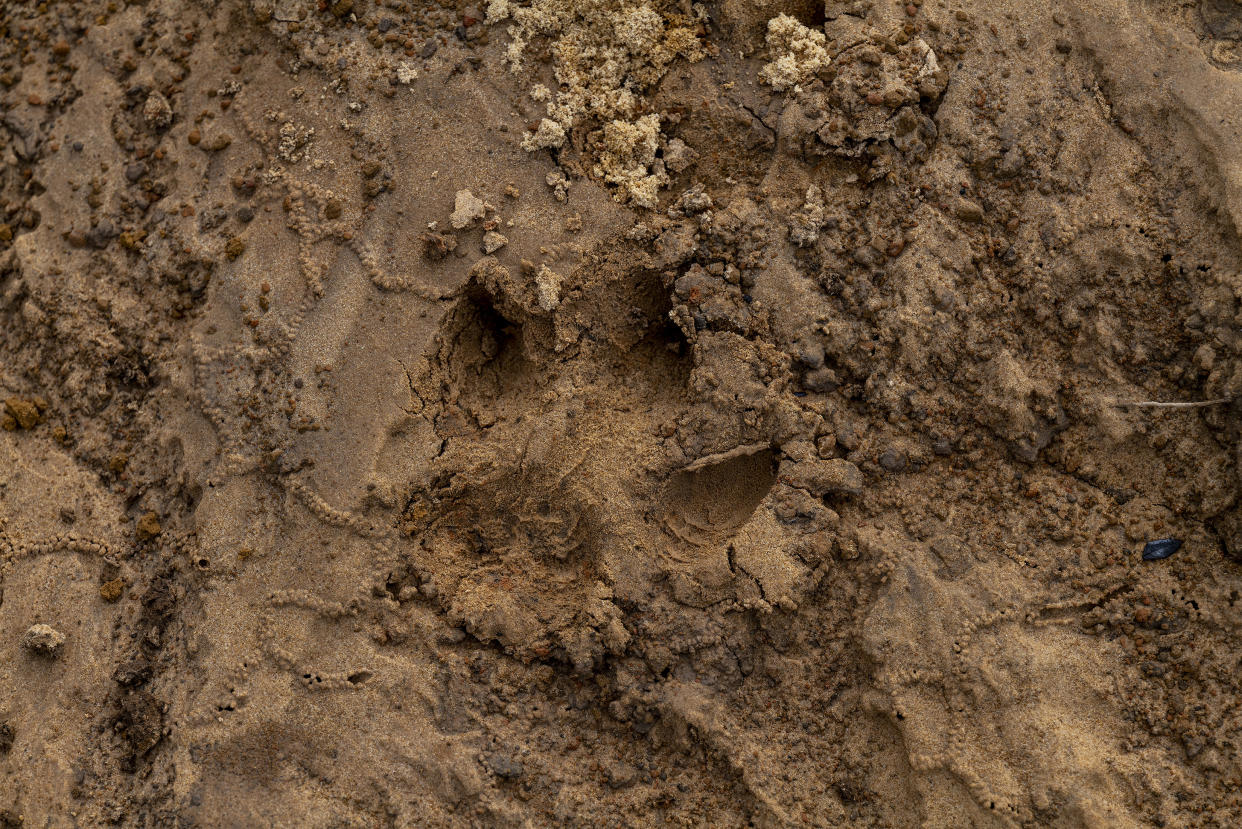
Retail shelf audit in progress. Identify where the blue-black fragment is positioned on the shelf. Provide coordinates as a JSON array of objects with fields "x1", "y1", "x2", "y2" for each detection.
[{"x1": 1142, "y1": 538, "x2": 1182, "y2": 561}]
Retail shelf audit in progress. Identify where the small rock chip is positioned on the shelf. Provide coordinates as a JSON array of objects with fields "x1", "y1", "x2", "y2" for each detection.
[
  {"x1": 450, "y1": 189, "x2": 486, "y2": 230},
  {"x1": 143, "y1": 91, "x2": 173, "y2": 131},
  {"x1": 100, "y1": 579, "x2": 125, "y2": 603},
  {"x1": 951, "y1": 198, "x2": 984, "y2": 222},
  {"x1": 482, "y1": 231, "x2": 508, "y2": 254},
  {"x1": 136, "y1": 511, "x2": 162, "y2": 541},
  {"x1": 878, "y1": 447, "x2": 908, "y2": 473},
  {"x1": 0, "y1": 721, "x2": 13, "y2": 754},
  {"x1": 1142, "y1": 537, "x2": 1182, "y2": 561},
  {"x1": 488, "y1": 754, "x2": 524, "y2": 780},
  {"x1": 225, "y1": 237, "x2": 246, "y2": 260},
  {"x1": 22, "y1": 623, "x2": 65, "y2": 656}
]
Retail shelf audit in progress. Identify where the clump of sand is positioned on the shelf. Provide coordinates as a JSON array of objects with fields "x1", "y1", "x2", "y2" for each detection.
[
  {"x1": 490, "y1": 0, "x2": 705, "y2": 206},
  {"x1": 759, "y1": 13, "x2": 831, "y2": 91}
]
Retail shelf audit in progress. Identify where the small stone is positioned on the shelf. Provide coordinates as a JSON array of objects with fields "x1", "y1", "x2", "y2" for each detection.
[
  {"x1": 100, "y1": 579, "x2": 125, "y2": 603},
  {"x1": 0, "y1": 721, "x2": 12, "y2": 754},
  {"x1": 225, "y1": 237, "x2": 246, "y2": 260},
  {"x1": 323, "y1": 200, "x2": 343, "y2": 220},
  {"x1": 136, "y1": 511, "x2": 162, "y2": 541},
  {"x1": 450, "y1": 189, "x2": 486, "y2": 229},
  {"x1": 22, "y1": 623, "x2": 65, "y2": 656},
  {"x1": 488, "y1": 754, "x2": 524, "y2": 779},
  {"x1": 125, "y1": 162, "x2": 146, "y2": 183},
  {"x1": 1142, "y1": 538, "x2": 1182, "y2": 561},
  {"x1": 187, "y1": 128, "x2": 201, "y2": 145},
  {"x1": 88, "y1": 219, "x2": 119, "y2": 249},
  {"x1": 878, "y1": 447, "x2": 907, "y2": 472},
  {"x1": 142, "y1": 91, "x2": 173, "y2": 131},
  {"x1": 236, "y1": 205, "x2": 255, "y2": 223},
  {"x1": 951, "y1": 198, "x2": 984, "y2": 222},
  {"x1": 482, "y1": 231, "x2": 508, "y2": 254}
]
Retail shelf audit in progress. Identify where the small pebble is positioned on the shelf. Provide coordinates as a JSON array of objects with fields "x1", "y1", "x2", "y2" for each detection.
[
  {"x1": 488, "y1": 754, "x2": 524, "y2": 779},
  {"x1": 878, "y1": 448, "x2": 908, "y2": 473},
  {"x1": 1142, "y1": 538, "x2": 1182, "y2": 561},
  {"x1": 951, "y1": 198, "x2": 984, "y2": 222}
]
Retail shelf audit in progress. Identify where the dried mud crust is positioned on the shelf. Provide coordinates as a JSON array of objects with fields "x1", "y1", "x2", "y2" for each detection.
[{"x1": 3, "y1": 0, "x2": 1242, "y2": 826}]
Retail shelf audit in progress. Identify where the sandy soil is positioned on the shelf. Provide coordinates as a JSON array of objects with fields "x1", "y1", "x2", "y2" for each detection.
[{"x1": 3, "y1": 0, "x2": 1242, "y2": 825}]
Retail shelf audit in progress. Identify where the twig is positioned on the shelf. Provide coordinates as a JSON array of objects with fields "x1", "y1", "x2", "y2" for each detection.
[{"x1": 1114, "y1": 398, "x2": 1231, "y2": 409}]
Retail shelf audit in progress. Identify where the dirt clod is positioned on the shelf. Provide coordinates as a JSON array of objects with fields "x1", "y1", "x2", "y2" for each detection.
[{"x1": 21, "y1": 624, "x2": 65, "y2": 657}]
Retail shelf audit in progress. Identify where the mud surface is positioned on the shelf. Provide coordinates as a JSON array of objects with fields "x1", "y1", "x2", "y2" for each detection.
[{"x1": 3, "y1": 0, "x2": 1242, "y2": 825}]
